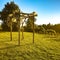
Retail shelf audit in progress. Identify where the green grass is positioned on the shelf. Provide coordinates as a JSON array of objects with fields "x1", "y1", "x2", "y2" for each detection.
[{"x1": 0, "y1": 32, "x2": 60, "y2": 60}]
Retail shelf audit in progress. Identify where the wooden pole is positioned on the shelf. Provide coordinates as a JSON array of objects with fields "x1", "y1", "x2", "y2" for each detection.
[
  {"x1": 33, "y1": 12, "x2": 37, "y2": 43},
  {"x1": 8, "y1": 14, "x2": 13, "y2": 41},
  {"x1": 33, "y1": 15, "x2": 34, "y2": 43},
  {"x1": 18, "y1": 19, "x2": 20, "y2": 45},
  {"x1": 10, "y1": 17, "x2": 12, "y2": 41},
  {"x1": 22, "y1": 22, "x2": 24, "y2": 40},
  {"x1": 17, "y1": 20, "x2": 20, "y2": 45},
  {"x1": 21, "y1": 18, "x2": 26, "y2": 40}
]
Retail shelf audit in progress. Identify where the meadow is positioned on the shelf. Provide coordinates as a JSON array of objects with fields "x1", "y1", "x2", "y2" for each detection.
[{"x1": 0, "y1": 32, "x2": 60, "y2": 60}]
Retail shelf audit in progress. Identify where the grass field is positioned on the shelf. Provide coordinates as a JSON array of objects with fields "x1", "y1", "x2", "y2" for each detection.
[{"x1": 0, "y1": 32, "x2": 60, "y2": 60}]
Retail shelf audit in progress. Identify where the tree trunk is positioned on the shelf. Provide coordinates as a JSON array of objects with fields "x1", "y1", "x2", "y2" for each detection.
[
  {"x1": 33, "y1": 16, "x2": 34, "y2": 43},
  {"x1": 22, "y1": 22, "x2": 24, "y2": 40},
  {"x1": 10, "y1": 21, "x2": 12, "y2": 41},
  {"x1": 18, "y1": 19, "x2": 20, "y2": 45}
]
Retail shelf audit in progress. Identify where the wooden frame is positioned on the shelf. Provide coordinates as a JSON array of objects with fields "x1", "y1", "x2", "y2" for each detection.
[{"x1": 1, "y1": 11, "x2": 37, "y2": 45}]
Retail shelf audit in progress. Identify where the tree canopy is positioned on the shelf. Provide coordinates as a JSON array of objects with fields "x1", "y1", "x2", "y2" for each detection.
[
  {"x1": 1, "y1": 1, "x2": 20, "y2": 31},
  {"x1": 1, "y1": 1, "x2": 20, "y2": 22}
]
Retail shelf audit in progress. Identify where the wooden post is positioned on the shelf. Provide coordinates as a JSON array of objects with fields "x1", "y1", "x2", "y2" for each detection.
[
  {"x1": 29, "y1": 13, "x2": 35, "y2": 43},
  {"x1": 15, "y1": 11, "x2": 21, "y2": 45},
  {"x1": 33, "y1": 15, "x2": 34, "y2": 43},
  {"x1": 22, "y1": 22, "x2": 24, "y2": 40},
  {"x1": 21, "y1": 18, "x2": 26, "y2": 40},
  {"x1": 17, "y1": 12, "x2": 21, "y2": 45},
  {"x1": 32, "y1": 12, "x2": 37, "y2": 43},
  {"x1": 10, "y1": 17, "x2": 12, "y2": 41},
  {"x1": 18, "y1": 19, "x2": 20, "y2": 45},
  {"x1": 8, "y1": 14, "x2": 13, "y2": 41},
  {"x1": 10, "y1": 21, "x2": 12, "y2": 41}
]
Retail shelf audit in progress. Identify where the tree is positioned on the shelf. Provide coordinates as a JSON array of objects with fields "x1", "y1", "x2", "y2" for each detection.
[
  {"x1": 1, "y1": 1, "x2": 20, "y2": 31},
  {"x1": 0, "y1": 12, "x2": 1, "y2": 19},
  {"x1": 37, "y1": 25, "x2": 45, "y2": 34},
  {"x1": 42, "y1": 24, "x2": 47, "y2": 30},
  {"x1": 46, "y1": 29, "x2": 56, "y2": 35},
  {"x1": 46, "y1": 23, "x2": 52, "y2": 29},
  {"x1": 1, "y1": 1, "x2": 20, "y2": 41},
  {"x1": 53, "y1": 24, "x2": 60, "y2": 33},
  {"x1": 26, "y1": 16, "x2": 36, "y2": 32}
]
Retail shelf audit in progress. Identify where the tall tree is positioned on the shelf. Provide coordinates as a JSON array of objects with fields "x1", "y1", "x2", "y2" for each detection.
[
  {"x1": 1, "y1": 1, "x2": 20, "y2": 41},
  {"x1": 1, "y1": 1, "x2": 20, "y2": 31}
]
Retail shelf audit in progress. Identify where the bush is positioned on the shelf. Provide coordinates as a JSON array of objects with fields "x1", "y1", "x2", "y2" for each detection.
[{"x1": 46, "y1": 29, "x2": 56, "y2": 35}]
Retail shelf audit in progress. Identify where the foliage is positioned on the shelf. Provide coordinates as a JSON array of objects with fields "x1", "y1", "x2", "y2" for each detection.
[
  {"x1": 53, "y1": 24, "x2": 60, "y2": 33},
  {"x1": 1, "y1": 2, "x2": 20, "y2": 31},
  {"x1": 33, "y1": 23, "x2": 60, "y2": 34},
  {"x1": 1, "y1": 2, "x2": 19, "y2": 21},
  {"x1": 46, "y1": 29, "x2": 56, "y2": 35},
  {"x1": 25, "y1": 16, "x2": 36, "y2": 32},
  {"x1": 1, "y1": 22, "x2": 10, "y2": 31},
  {"x1": 12, "y1": 22, "x2": 18, "y2": 31},
  {"x1": 37, "y1": 25, "x2": 45, "y2": 34}
]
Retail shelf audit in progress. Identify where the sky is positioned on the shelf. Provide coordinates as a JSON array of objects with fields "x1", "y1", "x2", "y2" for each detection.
[{"x1": 0, "y1": 0, "x2": 60, "y2": 25}]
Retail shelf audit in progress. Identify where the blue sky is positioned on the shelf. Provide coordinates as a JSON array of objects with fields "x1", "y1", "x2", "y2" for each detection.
[{"x1": 0, "y1": 0, "x2": 60, "y2": 25}]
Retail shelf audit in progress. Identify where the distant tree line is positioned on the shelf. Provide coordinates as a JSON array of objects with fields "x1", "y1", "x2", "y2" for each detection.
[
  {"x1": 23, "y1": 23, "x2": 60, "y2": 34},
  {"x1": 0, "y1": 17, "x2": 60, "y2": 34}
]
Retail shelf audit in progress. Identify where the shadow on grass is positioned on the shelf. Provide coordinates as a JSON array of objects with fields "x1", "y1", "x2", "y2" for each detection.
[
  {"x1": 0, "y1": 45, "x2": 19, "y2": 50},
  {"x1": 0, "y1": 43, "x2": 34, "y2": 50}
]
